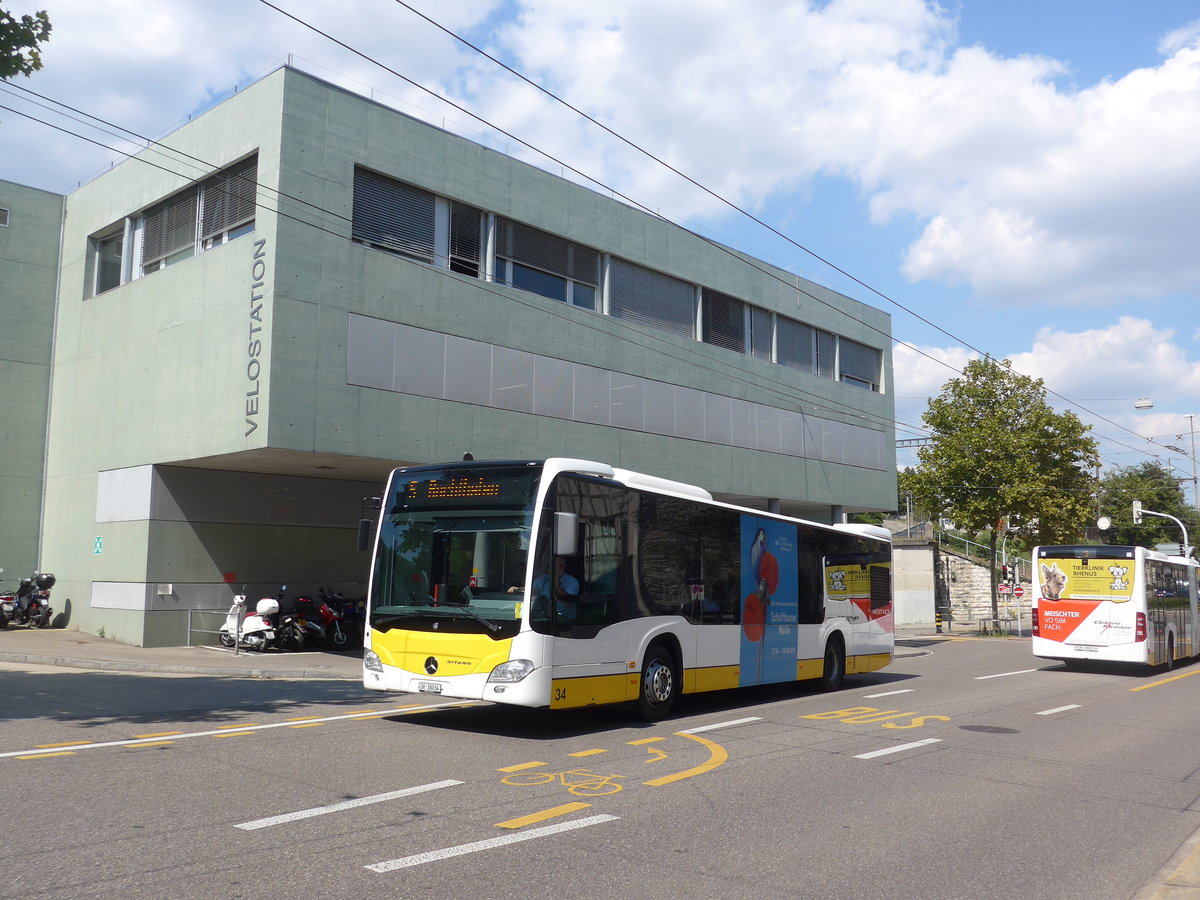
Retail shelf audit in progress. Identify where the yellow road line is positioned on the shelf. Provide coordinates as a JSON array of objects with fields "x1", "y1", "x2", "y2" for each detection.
[
  {"x1": 496, "y1": 802, "x2": 592, "y2": 829},
  {"x1": 214, "y1": 731, "x2": 255, "y2": 738},
  {"x1": 134, "y1": 731, "x2": 184, "y2": 739},
  {"x1": 17, "y1": 751, "x2": 76, "y2": 760},
  {"x1": 288, "y1": 723, "x2": 325, "y2": 729},
  {"x1": 1130, "y1": 668, "x2": 1200, "y2": 692},
  {"x1": 497, "y1": 761, "x2": 546, "y2": 773},
  {"x1": 643, "y1": 733, "x2": 727, "y2": 787},
  {"x1": 125, "y1": 741, "x2": 175, "y2": 750},
  {"x1": 568, "y1": 749, "x2": 608, "y2": 758},
  {"x1": 286, "y1": 716, "x2": 321, "y2": 722},
  {"x1": 35, "y1": 740, "x2": 93, "y2": 748},
  {"x1": 626, "y1": 737, "x2": 665, "y2": 745},
  {"x1": 217, "y1": 723, "x2": 259, "y2": 729}
]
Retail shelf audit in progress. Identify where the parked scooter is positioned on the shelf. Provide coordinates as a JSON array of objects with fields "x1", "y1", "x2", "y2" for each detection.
[
  {"x1": 320, "y1": 586, "x2": 364, "y2": 647},
  {"x1": 219, "y1": 586, "x2": 304, "y2": 651},
  {"x1": 0, "y1": 572, "x2": 56, "y2": 629},
  {"x1": 296, "y1": 592, "x2": 351, "y2": 649}
]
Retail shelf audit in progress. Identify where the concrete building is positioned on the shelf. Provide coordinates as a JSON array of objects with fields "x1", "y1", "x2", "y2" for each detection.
[{"x1": 4, "y1": 65, "x2": 895, "y2": 646}]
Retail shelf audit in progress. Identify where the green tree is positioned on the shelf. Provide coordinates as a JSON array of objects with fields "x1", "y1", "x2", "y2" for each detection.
[
  {"x1": 1, "y1": 8, "x2": 51, "y2": 79},
  {"x1": 1098, "y1": 461, "x2": 1196, "y2": 552},
  {"x1": 907, "y1": 357, "x2": 1099, "y2": 616}
]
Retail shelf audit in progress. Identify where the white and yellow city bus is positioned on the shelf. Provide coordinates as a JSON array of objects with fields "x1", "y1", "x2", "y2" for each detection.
[
  {"x1": 362, "y1": 458, "x2": 893, "y2": 718},
  {"x1": 1032, "y1": 544, "x2": 1199, "y2": 669}
]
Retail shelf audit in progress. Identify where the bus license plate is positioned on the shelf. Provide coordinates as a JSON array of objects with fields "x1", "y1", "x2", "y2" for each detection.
[
  {"x1": 1072, "y1": 645, "x2": 1099, "y2": 653},
  {"x1": 417, "y1": 681, "x2": 443, "y2": 694}
]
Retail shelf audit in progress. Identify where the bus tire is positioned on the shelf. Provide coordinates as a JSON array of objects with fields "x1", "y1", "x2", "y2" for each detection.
[
  {"x1": 635, "y1": 641, "x2": 678, "y2": 721},
  {"x1": 818, "y1": 636, "x2": 845, "y2": 692}
]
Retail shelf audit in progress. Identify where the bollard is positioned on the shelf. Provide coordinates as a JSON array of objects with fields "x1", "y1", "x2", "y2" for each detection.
[{"x1": 935, "y1": 611, "x2": 943, "y2": 633}]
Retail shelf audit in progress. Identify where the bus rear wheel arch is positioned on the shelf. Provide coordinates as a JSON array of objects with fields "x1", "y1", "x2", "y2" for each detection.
[
  {"x1": 818, "y1": 634, "x2": 846, "y2": 691},
  {"x1": 635, "y1": 639, "x2": 679, "y2": 720}
]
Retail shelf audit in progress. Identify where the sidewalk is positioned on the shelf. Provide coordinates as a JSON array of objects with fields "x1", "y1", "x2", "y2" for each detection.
[
  {"x1": 0, "y1": 627, "x2": 362, "y2": 680},
  {"x1": 0, "y1": 623, "x2": 980, "y2": 681}
]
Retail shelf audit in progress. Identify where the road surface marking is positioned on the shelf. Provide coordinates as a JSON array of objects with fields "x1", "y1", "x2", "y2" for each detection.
[
  {"x1": 855, "y1": 738, "x2": 942, "y2": 759},
  {"x1": 1131, "y1": 669, "x2": 1200, "y2": 692},
  {"x1": 235, "y1": 780, "x2": 463, "y2": 830},
  {"x1": 366, "y1": 814, "x2": 619, "y2": 872},
  {"x1": 568, "y1": 748, "x2": 609, "y2": 757},
  {"x1": 864, "y1": 689, "x2": 914, "y2": 698},
  {"x1": 1036, "y1": 705, "x2": 1081, "y2": 716},
  {"x1": 0, "y1": 701, "x2": 463, "y2": 758},
  {"x1": 643, "y1": 732, "x2": 727, "y2": 786},
  {"x1": 497, "y1": 761, "x2": 546, "y2": 773},
  {"x1": 975, "y1": 668, "x2": 1038, "y2": 680},
  {"x1": 496, "y1": 802, "x2": 592, "y2": 829},
  {"x1": 679, "y1": 717, "x2": 761, "y2": 734}
]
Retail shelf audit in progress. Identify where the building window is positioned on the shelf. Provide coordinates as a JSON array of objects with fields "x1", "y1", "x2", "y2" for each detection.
[
  {"x1": 494, "y1": 217, "x2": 598, "y2": 309},
  {"x1": 200, "y1": 155, "x2": 257, "y2": 249},
  {"x1": 777, "y1": 317, "x2": 814, "y2": 373},
  {"x1": 0, "y1": 207, "x2": 9, "y2": 227},
  {"x1": 94, "y1": 230, "x2": 124, "y2": 294},
  {"x1": 839, "y1": 338, "x2": 881, "y2": 391},
  {"x1": 352, "y1": 167, "x2": 436, "y2": 261},
  {"x1": 609, "y1": 258, "x2": 695, "y2": 339},
  {"x1": 816, "y1": 328, "x2": 836, "y2": 379},
  {"x1": 449, "y1": 202, "x2": 482, "y2": 276},
  {"x1": 137, "y1": 153, "x2": 258, "y2": 276},
  {"x1": 701, "y1": 288, "x2": 745, "y2": 353},
  {"x1": 749, "y1": 306, "x2": 772, "y2": 361}
]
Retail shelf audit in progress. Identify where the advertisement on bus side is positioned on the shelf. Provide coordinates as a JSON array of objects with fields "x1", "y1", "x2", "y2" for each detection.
[{"x1": 740, "y1": 517, "x2": 799, "y2": 686}]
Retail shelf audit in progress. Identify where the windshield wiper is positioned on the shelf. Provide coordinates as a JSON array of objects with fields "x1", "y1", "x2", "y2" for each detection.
[{"x1": 371, "y1": 609, "x2": 501, "y2": 633}]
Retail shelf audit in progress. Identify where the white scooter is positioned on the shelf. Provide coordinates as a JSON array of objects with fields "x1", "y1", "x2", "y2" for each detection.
[{"x1": 219, "y1": 592, "x2": 279, "y2": 651}]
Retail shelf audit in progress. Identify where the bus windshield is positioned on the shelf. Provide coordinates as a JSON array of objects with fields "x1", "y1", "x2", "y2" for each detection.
[{"x1": 369, "y1": 464, "x2": 540, "y2": 636}]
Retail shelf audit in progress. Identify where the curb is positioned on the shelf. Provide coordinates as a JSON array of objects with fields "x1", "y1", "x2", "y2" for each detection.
[{"x1": 0, "y1": 650, "x2": 360, "y2": 681}]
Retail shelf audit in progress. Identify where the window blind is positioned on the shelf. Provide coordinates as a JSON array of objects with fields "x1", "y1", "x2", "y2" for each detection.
[
  {"x1": 495, "y1": 217, "x2": 598, "y2": 285},
  {"x1": 351, "y1": 167, "x2": 436, "y2": 261},
  {"x1": 201, "y1": 155, "x2": 257, "y2": 241},
  {"x1": 609, "y1": 258, "x2": 695, "y2": 339}
]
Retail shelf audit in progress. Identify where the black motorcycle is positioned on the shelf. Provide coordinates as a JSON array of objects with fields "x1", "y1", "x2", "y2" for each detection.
[{"x1": 0, "y1": 572, "x2": 56, "y2": 629}]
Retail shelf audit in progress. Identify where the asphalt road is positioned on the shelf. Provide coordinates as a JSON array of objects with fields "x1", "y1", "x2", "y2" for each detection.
[{"x1": 2, "y1": 636, "x2": 1198, "y2": 899}]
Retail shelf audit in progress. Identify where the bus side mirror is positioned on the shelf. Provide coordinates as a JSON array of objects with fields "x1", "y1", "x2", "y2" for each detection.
[
  {"x1": 554, "y1": 512, "x2": 578, "y2": 556},
  {"x1": 357, "y1": 518, "x2": 373, "y2": 552}
]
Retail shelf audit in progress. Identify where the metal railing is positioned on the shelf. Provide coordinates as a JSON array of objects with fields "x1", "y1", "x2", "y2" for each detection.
[{"x1": 187, "y1": 608, "x2": 230, "y2": 648}]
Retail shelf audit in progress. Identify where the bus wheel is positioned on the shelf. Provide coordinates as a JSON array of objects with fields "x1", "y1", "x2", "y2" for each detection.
[
  {"x1": 635, "y1": 642, "x2": 677, "y2": 720},
  {"x1": 818, "y1": 637, "x2": 845, "y2": 692}
]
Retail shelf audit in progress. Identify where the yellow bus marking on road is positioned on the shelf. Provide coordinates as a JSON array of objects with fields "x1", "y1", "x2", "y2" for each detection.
[
  {"x1": 217, "y1": 723, "x2": 259, "y2": 729},
  {"x1": 496, "y1": 802, "x2": 592, "y2": 829},
  {"x1": 125, "y1": 741, "x2": 175, "y2": 750},
  {"x1": 214, "y1": 731, "x2": 255, "y2": 738},
  {"x1": 17, "y1": 751, "x2": 76, "y2": 760},
  {"x1": 568, "y1": 749, "x2": 608, "y2": 758},
  {"x1": 643, "y1": 733, "x2": 727, "y2": 787},
  {"x1": 497, "y1": 761, "x2": 546, "y2": 773},
  {"x1": 626, "y1": 737, "x2": 665, "y2": 745},
  {"x1": 288, "y1": 723, "x2": 325, "y2": 729},
  {"x1": 134, "y1": 731, "x2": 184, "y2": 739},
  {"x1": 35, "y1": 741, "x2": 93, "y2": 748},
  {"x1": 1131, "y1": 668, "x2": 1200, "y2": 691},
  {"x1": 287, "y1": 716, "x2": 321, "y2": 722}
]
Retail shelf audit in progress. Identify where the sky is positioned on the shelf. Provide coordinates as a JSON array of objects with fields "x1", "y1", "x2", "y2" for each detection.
[{"x1": 3, "y1": 0, "x2": 1200, "y2": 494}]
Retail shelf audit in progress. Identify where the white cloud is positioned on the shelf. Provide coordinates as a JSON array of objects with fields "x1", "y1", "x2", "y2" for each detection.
[{"x1": 7, "y1": 0, "x2": 1200, "y2": 314}]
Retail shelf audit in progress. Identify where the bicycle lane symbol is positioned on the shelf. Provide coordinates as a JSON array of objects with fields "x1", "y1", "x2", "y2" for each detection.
[
  {"x1": 497, "y1": 730, "x2": 730, "y2": 798},
  {"x1": 500, "y1": 767, "x2": 625, "y2": 796}
]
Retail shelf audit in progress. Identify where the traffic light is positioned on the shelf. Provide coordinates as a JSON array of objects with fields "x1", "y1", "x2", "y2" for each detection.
[
  {"x1": 1132, "y1": 500, "x2": 1143, "y2": 525},
  {"x1": 1001, "y1": 564, "x2": 1013, "y2": 583}
]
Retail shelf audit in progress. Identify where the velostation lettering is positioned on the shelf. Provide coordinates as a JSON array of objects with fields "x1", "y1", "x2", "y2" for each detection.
[{"x1": 245, "y1": 238, "x2": 267, "y2": 436}]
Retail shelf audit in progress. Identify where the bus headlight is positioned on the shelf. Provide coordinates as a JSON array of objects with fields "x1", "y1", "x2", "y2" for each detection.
[
  {"x1": 488, "y1": 659, "x2": 535, "y2": 683},
  {"x1": 363, "y1": 649, "x2": 384, "y2": 672}
]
